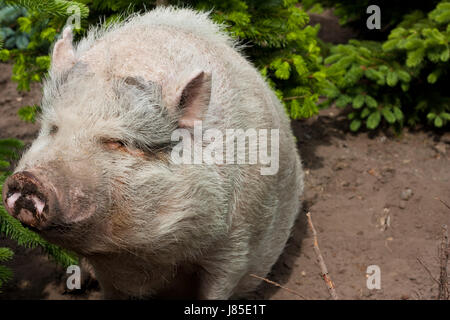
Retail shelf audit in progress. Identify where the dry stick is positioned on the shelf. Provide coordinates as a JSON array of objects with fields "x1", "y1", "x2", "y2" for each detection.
[
  {"x1": 417, "y1": 257, "x2": 440, "y2": 285},
  {"x1": 438, "y1": 225, "x2": 449, "y2": 300},
  {"x1": 249, "y1": 274, "x2": 307, "y2": 300},
  {"x1": 306, "y1": 212, "x2": 339, "y2": 300},
  {"x1": 435, "y1": 197, "x2": 450, "y2": 211}
]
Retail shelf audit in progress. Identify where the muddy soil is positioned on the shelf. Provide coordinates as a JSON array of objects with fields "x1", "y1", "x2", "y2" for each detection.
[{"x1": 0, "y1": 60, "x2": 449, "y2": 300}]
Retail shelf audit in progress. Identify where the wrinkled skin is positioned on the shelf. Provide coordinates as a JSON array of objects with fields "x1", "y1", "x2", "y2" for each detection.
[{"x1": 2, "y1": 7, "x2": 303, "y2": 299}]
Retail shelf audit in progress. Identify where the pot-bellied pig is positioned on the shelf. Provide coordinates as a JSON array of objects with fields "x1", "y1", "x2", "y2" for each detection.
[{"x1": 2, "y1": 7, "x2": 303, "y2": 299}]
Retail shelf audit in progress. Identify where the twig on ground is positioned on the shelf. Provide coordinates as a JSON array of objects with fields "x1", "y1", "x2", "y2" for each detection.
[
  {"x1": 438, "y1": 225, "x2": 449, "y2": 300},
  {"x1": 417, "y1": 257, "x2": 440, "y2": 285},
  {"x1": 249, "y1": 274, "x2": 307, "y2": 300},
  {"x1": 306, "y1": 212, "x2": 339, "y2": 300},
  {"x1": 435, "y1": 197, "x2": 450, "y2": 211}
]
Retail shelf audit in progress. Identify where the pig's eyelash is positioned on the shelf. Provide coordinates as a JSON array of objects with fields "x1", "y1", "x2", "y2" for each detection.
[{"x1": 145, "y1": 142, "x2": 175, "y2": 153}]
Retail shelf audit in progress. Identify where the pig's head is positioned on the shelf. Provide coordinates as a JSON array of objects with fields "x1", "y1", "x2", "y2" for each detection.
[{"x1": 2, "y1": 27, "x2": 228, "y2": 258}]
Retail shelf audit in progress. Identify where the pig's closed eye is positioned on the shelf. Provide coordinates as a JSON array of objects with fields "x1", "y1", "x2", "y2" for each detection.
[
  {"x1": 101, "y1": 138, "x2": 153, "y2": 160},
  {"x1": 101, "y1": 139, "x2": 127, "y2": 151},
  {"x1": 100, "y1": 138, "x2": 156, "y2": 159}
]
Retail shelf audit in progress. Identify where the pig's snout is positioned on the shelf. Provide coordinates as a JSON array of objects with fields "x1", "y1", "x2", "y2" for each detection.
[{"x1": 2, "y1": 171, "x2": 56, "y2": 230}]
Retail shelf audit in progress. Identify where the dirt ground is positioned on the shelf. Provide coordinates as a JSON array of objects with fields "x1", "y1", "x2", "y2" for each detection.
[
  {"x1": 0, "y1": 48, "x2": 449, "y2": 300},
  {"x1": 256, "y1": 109, "x2": 450, "y2": 300}
]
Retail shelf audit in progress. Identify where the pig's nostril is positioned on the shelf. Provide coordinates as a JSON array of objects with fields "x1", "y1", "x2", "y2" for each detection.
[
  {"x1": 6, "y1": 192, "x2": 21, "y2": 210},
  {"x1": 28, "y1": 195, "x2": 45, "y2": 215}
]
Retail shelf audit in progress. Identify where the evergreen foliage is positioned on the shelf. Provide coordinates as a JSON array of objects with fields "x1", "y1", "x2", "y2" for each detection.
[
  {"x1": 0, "y1": 4, "x2": 28, "y2": 49},
  {"x1": 302, "y1": 0, "x2": 440, "y2": 39},
  {"x1": 322, "y1": 1, "x2": 450, "y2": 131},
  {"x1": 0, "y1": 247, "x2": 13, "y2": 292}
]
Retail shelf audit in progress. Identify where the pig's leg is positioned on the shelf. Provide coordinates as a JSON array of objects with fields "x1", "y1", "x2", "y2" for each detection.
[
  {"x1": 197, "y1": 266, "x2": 246, "y2": 299},
  {"x1": 197, "y1": 240, "x2": 251, "y2": 299}
]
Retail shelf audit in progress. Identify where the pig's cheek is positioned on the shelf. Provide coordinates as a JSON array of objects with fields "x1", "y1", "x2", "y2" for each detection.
[
  {"x1": 102, "y1": 178, "x2": 133, "y2": 238},
  {"x1": 103, "y1": 208, "x2": 132, "y2": 239},
  {"x1": 62, "y1": 187, "x2": 99, "y2": 223},
  {"x1": 103, "y1": 219, "x2": 126, "y2": 241}
]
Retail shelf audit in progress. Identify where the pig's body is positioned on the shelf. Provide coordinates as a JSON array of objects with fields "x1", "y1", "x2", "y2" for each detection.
[{"x1": 3, "y1": 7, "x2": 303, "y2": 299}]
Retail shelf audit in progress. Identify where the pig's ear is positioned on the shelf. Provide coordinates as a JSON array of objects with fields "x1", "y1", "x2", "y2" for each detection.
[
  {"x1": 51, "y1": 26, "x2": 76, "y2": 74},
  {"x1": 175, "y1": 70, "x2": 212, "y2": 128}
]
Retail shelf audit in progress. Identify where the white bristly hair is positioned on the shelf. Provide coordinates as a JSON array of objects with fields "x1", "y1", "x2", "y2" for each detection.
[{"x1": 15, "y1": 7, "x2": 304, "y2": 299}]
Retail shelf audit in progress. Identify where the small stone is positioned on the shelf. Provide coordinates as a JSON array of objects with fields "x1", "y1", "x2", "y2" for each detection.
[
  {"x1": 433, "y1": 143, "x2": 446, "y2": 155},
  {"x1": 400, "y1": 188, "x2": 413, "y2": 201},
  {"x1": 333, "y1": 161, "x2": 348, "y2": 171},
  {"x1": 399, "y1": 200, "x2": 407, "y2": 209}
]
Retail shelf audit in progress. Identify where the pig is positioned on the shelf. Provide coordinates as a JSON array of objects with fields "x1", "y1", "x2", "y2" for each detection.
[{"x1": 2, "y1": 7, "x2": 304, "y2": 299}]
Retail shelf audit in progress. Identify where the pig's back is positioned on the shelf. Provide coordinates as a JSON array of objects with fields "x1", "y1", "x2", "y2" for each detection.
[{"x1": 76, "y1": 7, "x2": 283, "y2": 131}]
